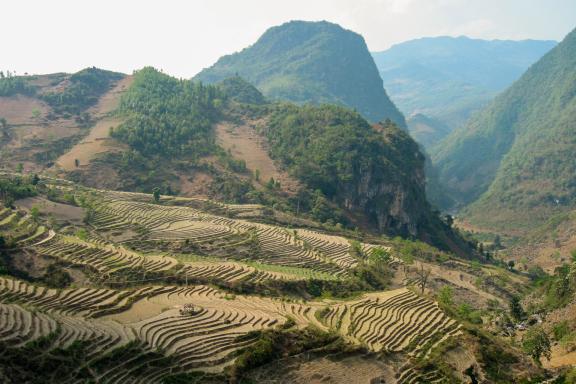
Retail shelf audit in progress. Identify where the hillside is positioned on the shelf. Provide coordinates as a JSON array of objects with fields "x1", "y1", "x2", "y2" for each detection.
[
  {"x1": 372, "y1": 36, "x2": 555, "y2": 145},
  {"x1": 0, "y1": 68, "x2": 126, "y2": 173},
  {"x1": 431, "y1": 27, "x2": 576, "y2": 232},
  {"x1": 194, "y1": 20, "x2": 406, "y2": 127},
  {"x1": 407, "y1": 113, "x2": 452, "y2": 149},
  {"x1": 0, "y1": 173, "x2": 543, "y2": 383},
  {"x1": 0, "y1": 67, "x2": 455, "y2": 244},
  {"x1": 78, "y1": 67, "x2": 451, "y2": 241}
]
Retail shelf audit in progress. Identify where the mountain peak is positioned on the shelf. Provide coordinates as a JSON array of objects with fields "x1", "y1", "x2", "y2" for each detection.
[{"x1": 194, "y1": 20, "x2": 406, "y2": 126}]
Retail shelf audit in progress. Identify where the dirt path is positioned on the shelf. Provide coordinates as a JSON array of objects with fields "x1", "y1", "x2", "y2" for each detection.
[
  {"x1": 56, "y1": 76, "x2": 133, "y2": 170},
  {"x1": 216, "y1": 120, "x2": 300, "y2": 195}
]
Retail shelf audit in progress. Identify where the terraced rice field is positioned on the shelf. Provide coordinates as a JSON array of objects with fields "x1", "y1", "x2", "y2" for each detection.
[
  {"x1": 319, "y1": 288, "x2": 460, "y2": 356},
  {"x1": 0, "y1": 180, "x2": 460, "y2": 382},
  {"x1": 0, "y1": 275, "x2": 458, "y2": 382},
  {"x1": 86, "y1": 193, "x2": 396, "y2": 279}
]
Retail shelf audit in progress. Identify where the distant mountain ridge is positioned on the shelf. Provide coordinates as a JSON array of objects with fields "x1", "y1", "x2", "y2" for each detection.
[
  {"x1": 431, "y1": 27, "x2": 576, "y2": 231},
  {"x1": 372, "y1": 36, "x2": 556, "y2": 146},
  {"x1": 195, "y1": 20, "x2": 406, "y2": 127}
]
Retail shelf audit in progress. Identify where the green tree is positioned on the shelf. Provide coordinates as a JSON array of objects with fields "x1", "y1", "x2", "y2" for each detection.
[
  {"x1": 152, "y1": 187, "x2": 161, "y2": 203},
  {"x1": 522, "y1": 326, "x2": 551, "y2": 365},
  {"x1": 16, "y1": 163, "x2": 23, "y2": 173},
  {"x1": 369, "y1": 247, "x2": 391, "y2": 264},
  {"x1": 30, "y1": 206, "x2": 40, "y2": 222},
  {"x1": 437, "y1": 285, "x2": 453, "y2": 307},
  {"x1": 266, "y1": 177, "x2": 276, "y2": 190},
  {"x1": 509, "y1": 296, "x2": 525, "y2": 321},
  {"x1": 444, "y1": 214, "x2": 454, "y2": 228},
  {"x1": 493, "y1": 235, "x2": 502, "y2": 249},
  {"x1": 310, "y1": 190, "x2": 333, "y2": 223}
]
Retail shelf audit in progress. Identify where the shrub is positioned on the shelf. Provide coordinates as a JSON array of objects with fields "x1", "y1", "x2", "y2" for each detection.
[{"x1": 522, "y1": 326, "x2": 551, "y2": 365}]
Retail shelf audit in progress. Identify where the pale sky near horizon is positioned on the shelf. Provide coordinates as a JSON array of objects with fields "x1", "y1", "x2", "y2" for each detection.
[{"x1": 2, "y1": 0, "x2": 574, "y2": 78}]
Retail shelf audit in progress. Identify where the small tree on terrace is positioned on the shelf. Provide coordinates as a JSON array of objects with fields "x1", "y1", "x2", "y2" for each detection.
[
  {"x1": 415, "y1": 263, "x2": 431, "y2": 294},
  {"x1": 437, "y1": 285, "x2": 453, "y2": 307},
  {"x1": 30, "y1": 206, "x2": 40, "y2": 222},
  {"x1": 369, "y1": 247, "x2": 391, "y2": 264},
  {"x1": 522, "y1": 326, "x2": 551, "y2": 366},
  {"x1": 152, "y1": 187, "x2": 161, "y2": 203}
]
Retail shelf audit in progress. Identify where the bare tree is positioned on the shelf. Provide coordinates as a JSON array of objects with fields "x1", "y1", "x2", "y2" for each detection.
[{"x1": 415, "y1": 263, "x2": 431, "y2": 294}]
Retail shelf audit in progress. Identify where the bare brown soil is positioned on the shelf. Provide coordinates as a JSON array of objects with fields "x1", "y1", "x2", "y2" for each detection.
[
  {"x1": 177, "y1": 172, "x2": 213, "y2": 198},
  {"x1": 216, "y1": 120, "x2": 300, "y2": 195},
  {"x1": 0, "y1": 95, "x2": 49, "y2": 125},
  {"x1": 56, "y1": 76, "x2": 133, "y2": 170},
  {"x1": 16, "y1": 196, "x2": 84, "y2": 224},
  {"x1": 246, "y1": 354, "x2": 395, "y2": 383}
]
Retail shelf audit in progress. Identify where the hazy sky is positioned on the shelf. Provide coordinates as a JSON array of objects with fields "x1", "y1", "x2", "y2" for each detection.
[{"x1": 2, "y1": 0, "x2": 574, "y2": 78}]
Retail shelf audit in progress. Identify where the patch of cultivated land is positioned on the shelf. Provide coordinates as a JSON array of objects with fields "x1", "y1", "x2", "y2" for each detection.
[
  {"x1": 56, "y1": 76, "x2": 133, "y2": 170},
  {"x1": 1, "y1": 178, "x2": 508, "y2": 382},
  {"x1": 16, "y1": 196, "x2": 84, "y2": 224},
  {"x1": 245, "y1": 353, "x2": 396, "y2": 383},
  {"x1": 0, "y1": 95, "x2": 49, "y2": 125},
  {"x1": 216, "y1": 120, "x2": 301, "y2": 194},
  {"x1": 0, "y1": 94, "x2": 80, "y2": 172},
  {"x1": 0, "y1": 273, "x2": 458, "y2": 380}
]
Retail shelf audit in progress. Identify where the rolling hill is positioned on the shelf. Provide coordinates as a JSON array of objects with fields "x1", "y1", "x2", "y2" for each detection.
[
  {"x1": 372, "y1": 36, "x2": 556, "y2": 147},
  {"x1": 0, "y1": 67, "x2": 456, "y2": 245},
  {"x1": 431, "y1": 27, "x2": 576, "y2": 232},
  {"x1": 194, "y1": 20, "x2": 406, "y2": 127}
]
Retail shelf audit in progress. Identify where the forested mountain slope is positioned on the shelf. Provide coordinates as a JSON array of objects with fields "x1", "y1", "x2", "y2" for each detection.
[
  {"x1": 431, "y1": 27, "x2": 576, "y2": 231},
  {"x1": 372, "y1": 36, "x2": 555, "y2": 146},
  {"x1": 194, "y1": 20, "x2": 406, "y2": 127},
  {"x1": 107, "y1": 68, "x2": 429, "y2": 237}
]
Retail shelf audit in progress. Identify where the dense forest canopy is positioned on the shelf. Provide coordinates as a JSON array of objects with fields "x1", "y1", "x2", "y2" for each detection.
[
  {"x1": 265, "y1": 104, "x2": 419, "y2": 199},
  {"x1": 41, "y1": 67, "x2": 124, "y2": 114},
  {"x1": 431, "y1": 27, "x2": 576, "y2": 229},
  {"x1": 218, "y1": 76, "x2": 267, "y2": 105},
  {"x1": 112, "y1": 67, "x2": 223, "y2": 158},
  {"x1": 0, "y1": 72, "x2": 36, "y2": 97}
]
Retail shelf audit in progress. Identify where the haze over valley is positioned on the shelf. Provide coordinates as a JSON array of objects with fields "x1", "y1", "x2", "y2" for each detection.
[{"x1": 0, "y1": 1, "x2": 575, "y2": 383}]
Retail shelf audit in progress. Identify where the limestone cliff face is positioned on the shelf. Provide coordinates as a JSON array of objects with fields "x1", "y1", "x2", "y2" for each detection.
[
  {"x1": 262, "y1": 104, "x2": 430, "y2": 237},
  {"x1": 341, "y1": 137, "x2": 428, "y2": 236}
]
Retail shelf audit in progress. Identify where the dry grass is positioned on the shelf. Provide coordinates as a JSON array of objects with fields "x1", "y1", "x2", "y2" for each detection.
[{"x1": 216, "y1": 120, "x2": 301, "y2": 194}]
